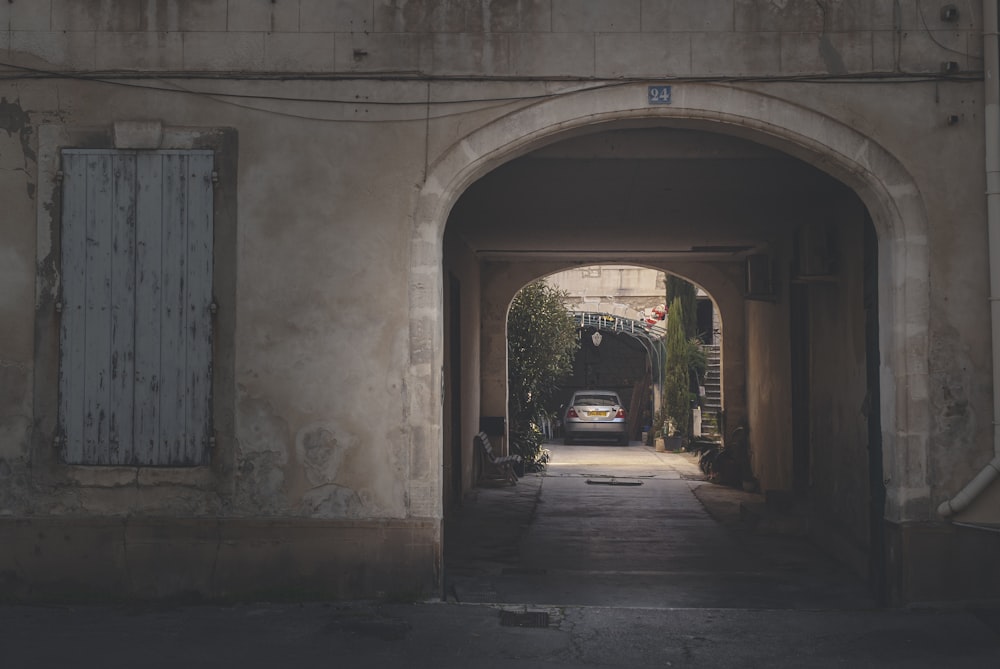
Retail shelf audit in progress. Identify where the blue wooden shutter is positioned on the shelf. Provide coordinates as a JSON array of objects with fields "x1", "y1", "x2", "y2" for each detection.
[{"x1": 59, "y1": 150, "x2": 214, "y2": 466}]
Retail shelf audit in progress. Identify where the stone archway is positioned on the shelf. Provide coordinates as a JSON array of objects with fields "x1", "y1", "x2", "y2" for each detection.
[{"x1": 409, "y1": 82, "x2": 929, "y2": 527}]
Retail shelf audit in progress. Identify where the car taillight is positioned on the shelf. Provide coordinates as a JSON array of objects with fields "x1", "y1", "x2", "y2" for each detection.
[
  {"x1": 566, "y1": 407, "x2": 579, "y2": 418},
  {"x1": 615, "y1": 408, "x2": 626, "y2": 418}
]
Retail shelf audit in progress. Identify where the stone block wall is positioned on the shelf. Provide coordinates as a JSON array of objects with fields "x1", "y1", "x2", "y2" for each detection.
[{"x1": 0, "y1": 1, "x2": 983, "y2": 76}]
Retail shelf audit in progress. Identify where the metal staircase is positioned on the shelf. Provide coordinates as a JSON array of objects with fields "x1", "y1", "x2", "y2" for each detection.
[{"x1": 700, "y1": 344, "x2": 722, "y2": 436}]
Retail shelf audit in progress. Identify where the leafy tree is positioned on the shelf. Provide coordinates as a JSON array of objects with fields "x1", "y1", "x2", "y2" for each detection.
[{"x1": 507, "y1": 281, "x2": 580, "y2": 464}]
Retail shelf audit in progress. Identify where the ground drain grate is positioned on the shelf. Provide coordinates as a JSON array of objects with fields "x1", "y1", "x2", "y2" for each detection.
[
  {"x1": 585, "y1": 478, "x2": 643, "y2": 486},
  {"x1": 499, "y1": 610, "x2": 550, "y2": 628}
]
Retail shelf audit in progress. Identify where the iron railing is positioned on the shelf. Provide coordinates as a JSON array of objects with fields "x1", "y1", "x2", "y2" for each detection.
[{"x1": 572, "y1": 311, "x2": 666, "y2": 340}]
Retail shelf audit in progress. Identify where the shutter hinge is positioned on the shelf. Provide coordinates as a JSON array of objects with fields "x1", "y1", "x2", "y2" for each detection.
[
  {"x1": 53, "y1": 435, "x2": 65, "y2": 448},
  {"x1": 211, "y1": 170, "x2": 219, "y2": 185},
  {"x1": 209, "y1": 301, "x2": 218, "y2": 315},
  {"x1": 54, "y1": 301, "x2": 63, "y2": 313},
  {"x1": 54, "y1": 170, "x2": 64, "y2": 185}
]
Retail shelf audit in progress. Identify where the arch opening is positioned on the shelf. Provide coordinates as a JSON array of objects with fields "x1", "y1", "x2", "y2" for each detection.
[
  {"x1": 538, "y1": 264, "x2": 724, "y2": 446},
  {"x1": 425, "y1": 85, "x2": 927, "y2": 605}
]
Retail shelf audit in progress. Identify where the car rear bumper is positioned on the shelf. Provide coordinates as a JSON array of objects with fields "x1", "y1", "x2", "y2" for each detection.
[{"x1": 565, "y1": 422, "x2": 627, "y2": 437}]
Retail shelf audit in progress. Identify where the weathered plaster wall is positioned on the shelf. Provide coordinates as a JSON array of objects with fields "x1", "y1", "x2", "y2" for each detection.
[
  {"x1": 0, "y1": 78, "x2": 443, "y2": 595},
  {"x1": 230, "y1": 106, "x2": 423, "y2": 519},
  {"x1": 33, "y1": 83, "x2": 425, "y2": 519},
  {"x1": 3, "y1": 80, "x2": 426, "y2": 522},
  {"x1": 0, "y1": 96, "x2": 35, "y2": 513},
  {"x1": 0, "y1": 0, "x2": 994, "y2": 602},
  {"x1": 0, "y1": 1, "x2": 983, "y2": 76}
]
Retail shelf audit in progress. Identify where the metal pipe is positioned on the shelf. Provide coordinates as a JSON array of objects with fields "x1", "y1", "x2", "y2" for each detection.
[{"x1": 938, "y1": 0, "x2": 1000, "y2": 517}]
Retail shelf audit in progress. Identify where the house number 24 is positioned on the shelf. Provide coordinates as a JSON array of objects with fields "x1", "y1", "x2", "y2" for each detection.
[{"x1": 647, "y1": 85, "x2": 672, "y2": 105}]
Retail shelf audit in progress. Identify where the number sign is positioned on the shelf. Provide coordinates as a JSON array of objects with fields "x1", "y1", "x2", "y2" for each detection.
[{"x1": 647, "y1": 85, "x2": 672, "y2": 105}]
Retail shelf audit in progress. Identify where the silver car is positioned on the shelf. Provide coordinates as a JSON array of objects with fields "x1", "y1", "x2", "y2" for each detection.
[{"x1": 563, "y1": 390, "x2": 629, "y2": 445}]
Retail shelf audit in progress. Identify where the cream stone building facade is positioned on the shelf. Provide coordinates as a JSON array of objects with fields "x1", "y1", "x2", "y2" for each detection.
[
  {"x1": 545, "y1": 265, "x2": 665, "y2": 317},
  {"x1": 1, "y1": 1, "x2": 999, "y2": 605}
]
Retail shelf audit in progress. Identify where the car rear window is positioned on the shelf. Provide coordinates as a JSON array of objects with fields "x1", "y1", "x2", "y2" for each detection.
[{"x1": 573, "y1": 394, "x2": 619, "y2": 406}]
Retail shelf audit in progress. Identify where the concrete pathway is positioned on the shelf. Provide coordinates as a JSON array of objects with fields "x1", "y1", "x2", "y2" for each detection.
[
  {"x1": 2, "y1": 442, "x2": 998, "y2": 667},
  {"x1": 447, "y1": 442, "x2": 874, "y2": 610}
]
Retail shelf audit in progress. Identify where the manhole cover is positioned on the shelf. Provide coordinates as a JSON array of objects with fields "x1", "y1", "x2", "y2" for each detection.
[{"x1": 499, "y1": 610, "x2": 550, "y2": 628}]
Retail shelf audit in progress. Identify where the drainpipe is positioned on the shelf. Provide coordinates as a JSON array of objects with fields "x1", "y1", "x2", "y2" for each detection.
[{"x1": 938, "y1": 0, "x2": 1000, "y2": 517}]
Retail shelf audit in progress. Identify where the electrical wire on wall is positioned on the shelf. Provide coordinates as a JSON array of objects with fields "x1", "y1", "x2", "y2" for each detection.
[
  {"x1": 916, "y1": 0, "x2": 984, "y2": 61},
  {"x1": 0, "y1": 57, "x2": 984, "y2": 124}
]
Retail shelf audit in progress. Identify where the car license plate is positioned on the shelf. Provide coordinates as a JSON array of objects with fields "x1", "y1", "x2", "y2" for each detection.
[{"x1": 588, "y1": 410, "x2": 608, "y2": 416}]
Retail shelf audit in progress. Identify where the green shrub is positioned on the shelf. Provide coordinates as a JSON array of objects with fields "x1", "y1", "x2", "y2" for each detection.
[{"x1": 508, "y1": 281, "x2": 580, "y2": 465}]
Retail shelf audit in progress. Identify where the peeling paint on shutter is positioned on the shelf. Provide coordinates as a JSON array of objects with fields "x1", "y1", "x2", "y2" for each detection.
[
  {"x1": 134, "y1": 152, "x2": 163, "y2": 462},
  {"x1": 59, "y1": 152, "x2": 91, "y2": 465},
  {"x1": 183, "y1": 153, "x2": 214, "y2": 466},
  {"x1": 109, "y1": 153, "x2": 137, "y2": 465},
  {"x1": 59, "y1": 149, "x2": 214, "y2": 466}
]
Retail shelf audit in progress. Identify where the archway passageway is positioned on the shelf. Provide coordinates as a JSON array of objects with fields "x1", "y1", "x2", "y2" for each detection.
[
  {"x1": 427, "y1": 82, "x2": 922, "y2": 604},
  {"x1": 441, "y1": 124, "x2": 882, "y2": 602}
]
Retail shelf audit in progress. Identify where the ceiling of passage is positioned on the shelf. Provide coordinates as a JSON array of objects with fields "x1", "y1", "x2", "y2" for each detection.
[{"x1": 447, "y1": 127, "x2": 851, "y2": 262}]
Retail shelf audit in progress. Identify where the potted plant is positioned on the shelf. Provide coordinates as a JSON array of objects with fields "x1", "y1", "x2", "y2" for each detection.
[
  {"x1": 651, "y1": 407, "x2": 667, "y2": 451},
  {"x1": 664, "y1": 418, "x2": 684, "y2": 451}
]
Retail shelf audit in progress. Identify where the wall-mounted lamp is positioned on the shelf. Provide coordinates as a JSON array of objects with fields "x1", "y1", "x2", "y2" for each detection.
[
  {"x1": 941, "y1": 4, "x2": 959, "y2": 22},
  {"x1": 591, "y1": 331, "x2": 603, "y2": 347}
]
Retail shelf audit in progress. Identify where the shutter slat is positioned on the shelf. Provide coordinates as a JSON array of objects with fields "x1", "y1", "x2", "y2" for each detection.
[
  {"x1": 185, "y1": 154, "x2": 214, "y2": 465},
  {"x1": 109, "y1": 153, "x2": 137, "y2": 465},
  {"x1": 59, "y1": 154, "x2": 90, "y2": 464},
  {"x1": 158, "y1": 153, "x2": 187, "y2": 465},
  {"x1": 134, "y1": 153, "x2": 164, "y2": 464},
  {"x1": 82, "y1": 154, "x2": 114, "y2": 465}
]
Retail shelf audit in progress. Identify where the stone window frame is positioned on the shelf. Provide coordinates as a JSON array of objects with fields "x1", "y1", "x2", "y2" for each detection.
[{"x1": 33, "y1": 122, "x2": 237, "y2": 492}]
